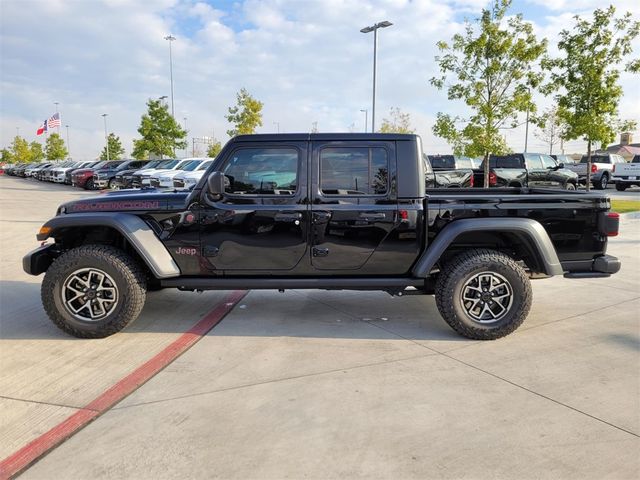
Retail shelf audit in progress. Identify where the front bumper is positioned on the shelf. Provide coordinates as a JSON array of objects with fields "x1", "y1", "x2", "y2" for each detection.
[
  {"x1": 23, "y1": 244, "x2": 57, "y2": 276},
  {"x1": 564, "y1": 254, "x2": 621, "y2": 278}
]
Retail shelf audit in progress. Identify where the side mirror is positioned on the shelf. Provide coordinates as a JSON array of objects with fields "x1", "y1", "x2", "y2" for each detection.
[
  {"x1": 207, "y1": 171, "x2": 226, "y2": 195},
  {"x1": 557, "y1": 163, "x2": 565, "y2": 169}
]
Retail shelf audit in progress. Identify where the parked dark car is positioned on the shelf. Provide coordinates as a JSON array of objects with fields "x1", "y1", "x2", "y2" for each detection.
[
  {"x1": 424, "y1": 155, "x2": 473, "y2": 188},
  {"x1": 72, "y1": 161, "x2": 120, "y2": 190},
  {"x1": 65, "y1": 161, "x2": 101, "y2": 185},
  {"x1": 114, "y1": 160, "x2": 164, "y2": 189},
  {"x1": 473, "y1": 153, "x2": 578, "y2": 189},
  {"x1": 93, "y1": 159, "x2": 150, "y2": 190}
]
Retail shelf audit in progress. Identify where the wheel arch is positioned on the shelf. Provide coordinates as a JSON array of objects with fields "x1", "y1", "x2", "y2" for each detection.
[
  {"x1": 412, "y1": 218, "x2": 564, "y2": 278},
  {"x1": 37, "y1": 213, "x2": 181, "y2": 279}
]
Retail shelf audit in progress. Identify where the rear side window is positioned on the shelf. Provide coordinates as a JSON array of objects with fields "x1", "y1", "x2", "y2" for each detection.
[
  {"x1": 320, "y1": 147, "x2": 388, "y2": 195},
  {"x1": 222, "y1": 147, "x2": 298, "y2": 195},
  {"x1": 540, "y1": 155, "x2": 557, "y2": 169},
  {"x1": 580, "y1": 155, "x2": 610, "y2": 164}
]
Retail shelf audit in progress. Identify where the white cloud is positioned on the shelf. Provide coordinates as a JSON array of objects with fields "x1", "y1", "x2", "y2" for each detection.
[{"x1": 0, "y1": 0, "x2": 638, "y2": 159}]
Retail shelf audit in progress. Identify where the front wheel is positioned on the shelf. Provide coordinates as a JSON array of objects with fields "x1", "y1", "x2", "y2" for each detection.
[
  {"x1": 84, "y1": 178, "x2": 95, "y2": 190},
  {"x1": 435, "y1": 249, "x2": 532, "y2": 340},
  {"x1": 108, "y1": 178, "x2": 117, "y2": 190},
  {"x1": 565, "y1": 181, "x2": 576, "y2": 190},
  {"x1": 42, "y1": 245, "x2": 147, "y2": 338}
]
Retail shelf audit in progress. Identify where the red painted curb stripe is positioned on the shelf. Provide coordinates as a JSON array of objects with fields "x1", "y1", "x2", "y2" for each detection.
[{"x1": 0, "y1": 290, "x2": 247, "y2": 480}]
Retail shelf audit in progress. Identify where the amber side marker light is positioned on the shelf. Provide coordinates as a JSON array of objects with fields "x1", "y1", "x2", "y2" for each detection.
[{"x1": 38, "y1": 226, "x2": 52, "y2": 237}]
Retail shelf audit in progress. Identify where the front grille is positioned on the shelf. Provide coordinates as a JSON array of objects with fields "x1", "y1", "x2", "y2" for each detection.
[{"x1": 149, "y1": 178, "x2": 160, "y2": 188}]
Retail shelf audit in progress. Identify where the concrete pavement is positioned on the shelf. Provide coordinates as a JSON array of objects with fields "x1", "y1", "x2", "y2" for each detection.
[{"x1": 1, "y1": 175, "x2": 639, "y2": 479}]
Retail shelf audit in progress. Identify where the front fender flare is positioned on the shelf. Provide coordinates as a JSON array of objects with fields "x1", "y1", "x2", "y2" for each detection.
[
  {"x1": 37, "y1": 213, "x2": 181, "y2": 279},
  {"x1": 412, "y1": 217, "x2": 563, "y2": 278}
]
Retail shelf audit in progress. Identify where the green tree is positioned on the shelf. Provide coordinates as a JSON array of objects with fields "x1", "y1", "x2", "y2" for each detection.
[
  {"x1": 225, "y1": 88, "x2": 263, "y2": 137},
  {"x1": 45, "y1": 133, "x2": 68, "y2": 161},
  {"x1": 1, "y1": 147, "x2": 14, "y2": 163},
  {"x1": 207, "y1": 140, "x2": 222, "y2": 158},
  {"x1": 10, "y1": 136, "x2": 34, "y2": 162},
  {"x1": 100, "y1": 133, "x2": 125, "y2": 160},
  {"x1": 132, "y1": 98, "x2": 187, "y2": 159},
  {"x1": 378, "y1": 107, "x2": 415, "y2": 133},
  {"x1": 430, "y1": 0, "x2": 547, "y2": 187},
  {"x1": 29, "y1": 141, "x2": 45, "y2": 162},
  {"x1": 543, "y1": 5, "x2": 639, "y2": 190}
]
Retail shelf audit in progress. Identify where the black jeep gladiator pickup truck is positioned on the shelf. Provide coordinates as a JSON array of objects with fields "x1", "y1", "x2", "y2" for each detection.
[{"x1": 23, "y1": 134, "x2": 621, "y2": 340}]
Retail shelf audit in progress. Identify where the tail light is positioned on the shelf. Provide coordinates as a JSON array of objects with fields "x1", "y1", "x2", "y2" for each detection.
[
  {"x1": 489, "y1": 171, "x2": 497, "y2": 186},
  {"x1": 399, "y1": 210, "x2": 408, "y2": 221},
  {"x1": 591, "y1": 164, "x2": 598, "y2": 173},
  {"x1": 469, "y1": 173, "x2": 474, "y2": 187},
  {"x1": 612, "y1": 164, "x2": 616, "y2": 173},
  {"x1": 600, "y1": 212, "x2": 620, "y2": 237}
]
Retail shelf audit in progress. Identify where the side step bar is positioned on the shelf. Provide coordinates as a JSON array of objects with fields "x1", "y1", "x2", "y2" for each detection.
[{"x1": 160, "y1": 277, "x2": 426, "y2": 291}]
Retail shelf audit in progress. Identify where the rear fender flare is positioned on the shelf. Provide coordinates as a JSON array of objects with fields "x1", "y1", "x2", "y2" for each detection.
[{"x1": 412, "y1": 217, "x2": 563, "y2": 277}]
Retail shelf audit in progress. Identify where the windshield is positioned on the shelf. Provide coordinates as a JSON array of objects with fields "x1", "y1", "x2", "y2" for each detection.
[
  {"x1": 90, "y1": 161, "x2": 108, "y2": 169},
  {"x1": 183, "y1": 160, "x2": 203, "y2": 172},
  {"x1": 197, "y1": 161, "x2": 213, "y2": 171},
  {"x1": 145, "y1": 160, "x2": 163, "y2": 169},
  {"x1": 161, "y1": 159, "x2": 180, "y2": 169},
  {"x1": 101, "y1": 161, "x2": 125, "y2": 169}
]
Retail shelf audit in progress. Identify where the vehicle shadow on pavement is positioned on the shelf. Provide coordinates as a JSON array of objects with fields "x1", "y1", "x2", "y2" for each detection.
[{"x1": 0, "y1": 281, "x2": 466, "y2": 343}]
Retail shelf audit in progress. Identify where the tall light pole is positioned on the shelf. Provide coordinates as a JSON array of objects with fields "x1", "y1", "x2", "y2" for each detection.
[
  {"x1": 164, "y1": 34, "x2": 176, "y2": 118},
  {"x1": 360, "y1": 20, "x2": 392, "y2": 133},
  {"x1": 16, "y1": 127, "x2": 20, "y2": 137},
  {"x1": 101, "y1": 114, "x2": 110, "y2": 161},
  {"x1": 65, "y1": 125, "x2": 70, "y2": 158},
  {"x1": 183, "y1": 117, "x2": 188, "y2": 156},
  {"x1": 524, "y1": 87, "x2": 531, "y2": 153},
  {"x1": 360, "y1": 109, "x2": 368, "y2": 133},
  {"x1": 273, "y1": 121, "x2": 280, "y2": 133}
]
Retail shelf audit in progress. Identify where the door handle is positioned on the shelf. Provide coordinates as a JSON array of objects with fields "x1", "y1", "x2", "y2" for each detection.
[
  {"x1": 275, "y1": 212, "x2": 302, "y2": 222},
  {"x1": 312, "y1": 247, "x2": 329, "y2": 257},
  {"x1": 359, "y1": 212, "x2": 386, "y2": 220}
]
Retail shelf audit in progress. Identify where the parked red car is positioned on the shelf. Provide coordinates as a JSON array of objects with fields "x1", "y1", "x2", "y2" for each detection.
[{"x1": 71, "y1": 161, "x2": 117, "y2": 189}]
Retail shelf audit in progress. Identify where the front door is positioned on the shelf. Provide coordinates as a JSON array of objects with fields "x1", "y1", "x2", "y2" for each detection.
[
  {"x1": 309, "y1": 141, "x2": 399, "y2": 274},
  {"x1": 199, "y1": 142, "x2": 309, "y2": 274}
]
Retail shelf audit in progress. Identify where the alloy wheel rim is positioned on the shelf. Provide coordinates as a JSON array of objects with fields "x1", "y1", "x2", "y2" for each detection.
[
  {"x1": 460, "y1": 271, "x2": 513, "y2": 324},
  {"x1": 61, "y1": 268, "x2": 119, "y2": 321}
]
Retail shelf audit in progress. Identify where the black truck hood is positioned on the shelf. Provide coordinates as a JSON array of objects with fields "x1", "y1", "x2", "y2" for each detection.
[{"x1": 60, "y1": 191, "x2": 191, "y2": 214}]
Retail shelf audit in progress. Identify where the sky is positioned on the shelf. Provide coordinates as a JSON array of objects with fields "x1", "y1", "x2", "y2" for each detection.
[{"x1": 1, "y1": 0, "x2": 639, "y2": 160}]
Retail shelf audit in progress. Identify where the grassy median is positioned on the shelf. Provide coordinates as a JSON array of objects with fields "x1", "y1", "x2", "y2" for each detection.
[{"x1": 611, "y1": 199, "x2": 640, "y2": 213}]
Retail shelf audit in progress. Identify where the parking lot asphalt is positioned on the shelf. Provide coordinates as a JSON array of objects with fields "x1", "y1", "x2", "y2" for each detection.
[{"x1": 1, "y1": 176, "x2": 639, "y2": 479}]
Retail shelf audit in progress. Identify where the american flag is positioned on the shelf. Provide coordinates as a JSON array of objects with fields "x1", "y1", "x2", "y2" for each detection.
[{"x1": 47, "y1": 112, "x2": 61, "y2": 129}]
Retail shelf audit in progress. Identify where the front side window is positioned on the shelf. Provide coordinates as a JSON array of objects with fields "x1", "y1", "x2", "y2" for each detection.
[
  {"x1": 320, "y1": 147, "x2": 388, "y2": 195},
  {"x1": 222, "y1": 148, "x2": 298, "y2": 195},
  {"x1": 540, "y1": 155, "x2": 557, "y2": 169}
]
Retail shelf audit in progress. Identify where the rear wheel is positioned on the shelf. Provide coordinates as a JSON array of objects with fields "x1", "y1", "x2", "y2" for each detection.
[
  {"x1": 594, "y1": 174, "x2": 608, "y2": 190},
  {"x1": 615, "y1": 183, "x2": 627, "y2": 191},
  {"x1": 435, "y1": 249, "x2": 532, "y2": 340},
  {"x1": 42, "y1": 245, "x2": 147, "y2": 338}
]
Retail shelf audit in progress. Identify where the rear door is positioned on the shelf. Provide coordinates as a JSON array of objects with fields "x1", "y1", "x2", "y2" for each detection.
[{"x1": 309, "y1": 140, "x2": 399, "y2": 273}]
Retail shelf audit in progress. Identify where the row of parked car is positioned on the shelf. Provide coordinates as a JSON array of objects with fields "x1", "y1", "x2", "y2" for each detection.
[
  {"x1": 3, "y1": 157, "x2": 213, "y2": 191},
  {"x1": 425, "y1": 152, "x2": 639, "y2": 190},
  {"x1": 4, "y1": 152, "x2": 637, "y2": 193}
]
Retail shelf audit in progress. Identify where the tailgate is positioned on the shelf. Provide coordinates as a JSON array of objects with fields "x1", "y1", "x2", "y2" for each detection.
[{"x1": 613, "y1": 163, "x2": 640, "y2": 178}]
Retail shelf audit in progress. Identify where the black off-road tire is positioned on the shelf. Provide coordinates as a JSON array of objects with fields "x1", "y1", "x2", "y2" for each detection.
[
  {"x1": 615, "y1": 183, "x2": 627, "y2": 191},
  {"x1": 42, "y1": 245, "x2": 147, "y2": 338},
  {"x1": 435, "y1": 249, "x2": 532, "y2": 340},
  {"x1": 108, "y1": 178, "x2": 117, "y2": 190},
  {"x1": 84, "y1": 178, "x2": 95, "y2": 190},
  {"x1": 565, "y1": 181, "x2": 576, "y2": 190}
]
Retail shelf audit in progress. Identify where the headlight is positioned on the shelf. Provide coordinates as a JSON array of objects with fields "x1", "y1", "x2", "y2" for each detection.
[{"x1": 185, "y1": 178, "x2": 196, "y2": 185}]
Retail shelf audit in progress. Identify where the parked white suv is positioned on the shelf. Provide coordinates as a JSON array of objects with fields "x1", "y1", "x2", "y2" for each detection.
[
  {"x1": 172, "y1": 160, "x2": 214, "y2": 190},
  {"x1": 150, "y1": 158, "x2": 207, "y2": 189}
]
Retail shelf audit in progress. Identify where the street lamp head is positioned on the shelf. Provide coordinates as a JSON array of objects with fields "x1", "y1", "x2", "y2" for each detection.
[
  {"x1": 164, "y1": 34, "x2": 176, "y2": 41},
  {"x1": 159, "y1": 95, "x2": 168, "y2": 101},
  {"x1": 361, "y1": 21, "x2": 393, "y2": 33},
  {"x1": 378, "y1": 20, "x2": 393, "y2": 28},
  {"x1": 101, "y1": 113, "x2": 108, "y2": 117},
  {"x1": 360, "y1": 26, "x2": 374, "y2": 33}
]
